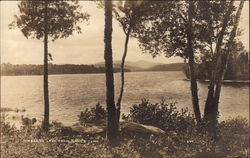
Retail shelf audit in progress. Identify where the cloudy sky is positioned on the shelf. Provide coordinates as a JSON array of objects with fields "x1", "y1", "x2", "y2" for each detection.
[{"x1": 0, "y1": 1, "x2": 249, "y2": 65}]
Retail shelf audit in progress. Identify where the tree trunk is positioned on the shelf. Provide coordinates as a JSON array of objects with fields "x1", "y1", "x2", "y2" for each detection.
[
  {"x1": 43, "y1": 0, "x2": 49, "y2": 132},
  {"x1": 203, "y1": 0, "x2": 235, "y2": 125},
  {"x1": 187, "y1": 1, "x2": 201, "y2": 124},
  {"x1": 116, "y1": 27, "x2": 131, "y2": 125},
  {"x1": 104, "y1": 0, "x2": 119, "y2": 145},
  {"x1": 213, "y1": 0, "x2": 244, "y2": 115}
]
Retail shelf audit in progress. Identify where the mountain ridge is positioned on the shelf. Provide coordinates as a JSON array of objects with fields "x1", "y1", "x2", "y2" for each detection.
[{"x1": 95, "y1": 60, "x2": 185, "y2": 72}]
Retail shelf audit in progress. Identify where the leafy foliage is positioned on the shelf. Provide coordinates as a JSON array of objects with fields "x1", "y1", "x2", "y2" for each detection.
[
  {"x1": 9, "y1": 0, "x2": 90, "y2": 41},
  {"x1": 134, "y1": 1, "x2": 237, "y2": 60},
  {"x1": 183, "y1": 41, "x2": 249, "y2": 80},
  {"x1": 0, "y1": 112, "x2": 16, "y2": 135},
  {"x1": 123, "y1": 98, "x2": 195, "y2": 133},
  {"x1": 219, "y1": 117, "x2": 249, "y2": 134},
  {"x1": 223, "y1": 41, "x2": 249, "y2": 80},
  {"x1": 215, "y1": 117, "x2": 249, "y2": 157},
  {"x1": 113, "y1": 1, "x2": 154, "y2": 35},
  {"x1": 78, "y1": 103, "x2": 106, "y2": 124}
]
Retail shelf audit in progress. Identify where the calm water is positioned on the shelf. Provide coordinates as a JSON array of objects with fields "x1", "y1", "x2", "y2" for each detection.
[{"x1": 1, "y1": 71, "x2": 249, "y2": 126}]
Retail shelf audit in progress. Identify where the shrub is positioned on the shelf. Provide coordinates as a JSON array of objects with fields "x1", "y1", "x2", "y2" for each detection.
[
  {"x1": 0, "y1": 112, "x2": 16, "y2": 135},
  {"x1": 78, "y1": 103, "x2": 106, "y2": 124},
  {"x1": 219, "y1": 116, "x2": 249, "y2": 134},
  {"x1": 215, "y1": 117, "x2": 249, "y2": 157},
  {"x1": 123, "y1": 98, "x2": 195, "y2": 133}
]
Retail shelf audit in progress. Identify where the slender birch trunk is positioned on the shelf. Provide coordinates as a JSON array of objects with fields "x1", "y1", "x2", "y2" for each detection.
[
  {"x1": 213, "y1": 1, "x2": 245, "y2": 115},
  {"x1": 116, "y1": 27, "x2": 131, "y2": 125},
  {"x1": 187, "y1": 1, "x2": 201, "y2": 124},
  {"x1": 43, "y1": 0, "x2": 49, "y2": 132},
  {"x1": 204, "y1": 0, "x2": 235, "y2": 125}
]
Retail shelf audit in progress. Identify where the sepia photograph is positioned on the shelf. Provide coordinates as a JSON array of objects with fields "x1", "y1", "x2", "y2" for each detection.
[{"x1": 0, "y1": 0, "x2": 249, "y2": 157}]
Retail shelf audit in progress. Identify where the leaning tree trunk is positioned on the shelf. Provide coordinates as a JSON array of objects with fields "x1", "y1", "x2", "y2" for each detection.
[
  {"x1": 203, "y1": 0, "x2": 235, "y2": 126},
  {"x1": 116, "y1": 27, "x2": 131, "y2": 125},
  {"x1": 213, "y1": 0, "x2": 244, "y2": 116},
  {"x1": 186, "y1": 1, "x2": 201, "y2": 124},
  {"x1": 104, "y1": 0, "x2": 119, "y2": 145},
  {"x1": 43, "y1": 0, "x2": 49, "y2": 132}
]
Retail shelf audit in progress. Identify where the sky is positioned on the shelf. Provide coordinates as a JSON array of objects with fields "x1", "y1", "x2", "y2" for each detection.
[{"x1": 0, "y1": 1, "x2": 249, "y2": 65}]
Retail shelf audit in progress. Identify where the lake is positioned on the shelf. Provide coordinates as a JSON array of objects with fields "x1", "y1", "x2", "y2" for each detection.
[{"x1": 1, "y1": 71, "x2": 249, "y2": 126}]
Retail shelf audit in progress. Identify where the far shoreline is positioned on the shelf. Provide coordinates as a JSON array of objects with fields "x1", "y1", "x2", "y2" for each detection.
[
  {"x1": 183, "y1": 78, "x2": 250, "y2": 83},
  {"x1": 0, "y1": 70, "x2": 182, "y2": 77}
]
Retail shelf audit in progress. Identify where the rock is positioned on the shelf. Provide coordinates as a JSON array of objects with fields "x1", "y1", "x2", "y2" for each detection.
[
  {"x1": 72, "y1": 125, "x2": 105, "y2": 134},
  {"x1": 120, "y1": 122, "x2": 166, "y2": 135},
  {"x1": 61, "y1": 126, "x2": 79, "y2": 136},
  {"x1": 71, "y1": 124, "x2": 105, "y2": 135},
  {"x1": 70, "y1": 121, "x2": 165, "y2": 136}
]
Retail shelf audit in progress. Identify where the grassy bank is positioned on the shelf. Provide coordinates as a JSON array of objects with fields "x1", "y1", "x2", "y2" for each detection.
[{"x1": 1, "y1": 99, "x2": 249, "y2": 158}]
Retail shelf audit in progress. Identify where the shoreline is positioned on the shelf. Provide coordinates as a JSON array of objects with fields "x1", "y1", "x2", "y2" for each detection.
[{"x1": 183, "y1": 78, "x2": 250, "y2": 83}]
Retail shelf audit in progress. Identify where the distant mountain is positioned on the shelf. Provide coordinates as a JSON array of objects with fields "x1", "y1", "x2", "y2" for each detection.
[
  {"x1": 129, "y1": 60, "x2": 163, "y2": 69},
  {"x1": 95, "y1": 60, "x2": 185, "y2": 72},
  {"x1": 95, "y1": 61, "x2": 145, "y2": 71},
  {"x1": 146, "y1": 63, "x2": 186, "y2": 71}
]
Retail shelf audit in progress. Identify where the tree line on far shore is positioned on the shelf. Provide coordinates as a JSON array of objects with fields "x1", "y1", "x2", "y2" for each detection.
[
  {"x1": 184, "y1": 42, "x2": 249, "y2": 80},
  {"x1": 1, "y1": 63, "x2": 130, "y2": 76}
]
